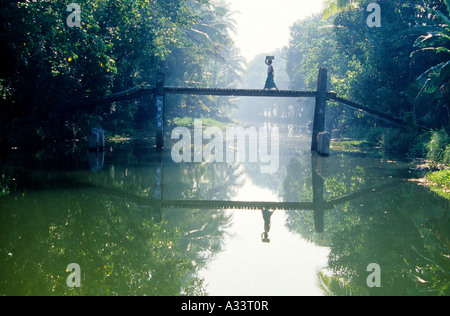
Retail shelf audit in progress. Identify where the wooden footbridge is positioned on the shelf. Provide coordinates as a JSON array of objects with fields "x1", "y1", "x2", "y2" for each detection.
[
  {"x1": 22, "y1": 67, "x2": 428, "y2": 152},
  {"x1": 153, "y1": 68, "x2": 333, "y2": 151},
  {"x1": 150, "y1": 68, "x2": 429, "y2": 150}
]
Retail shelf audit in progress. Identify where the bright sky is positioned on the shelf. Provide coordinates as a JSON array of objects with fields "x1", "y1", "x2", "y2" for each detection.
[{"x1": 227, "y1": 0, "x2": 324, "y2": 62}]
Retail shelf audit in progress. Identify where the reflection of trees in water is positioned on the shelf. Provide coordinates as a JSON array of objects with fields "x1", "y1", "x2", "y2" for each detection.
[
  {"x1": 282, "y1": 153, "x2": 450, "y2": 296},
  {"x1": 164, "y1": 161, "x2": 245, "y2": 201},
  {"x1": 243, "y1": 125, "x2": 311, "y2": 197},
  {"x1": 0, "y1": 144, "x2": 242, "y2": 295},
  {"x1": 0, "y1": 190, "x2": 232, "y2": 295}
]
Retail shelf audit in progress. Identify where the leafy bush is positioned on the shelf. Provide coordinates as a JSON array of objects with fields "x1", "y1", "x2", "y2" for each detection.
[
  {"x1": 426, "y1": 169, "x2": 450, "y2": 187},
  {"x1": 426, "y1": 129, "x2": 450, "y2": 165},
  {"x1": 425, "y1": 169, "x2": 450, "y2": 199},
  {"x1": 409, "y1": 131, "x2": 431, "y2": 158},
  {"x1": 380, "y1": 129, "x2": 415, "y2": 155},
  {"x1": 366, "y1": 127, "x2": 385, "y2": 146}
]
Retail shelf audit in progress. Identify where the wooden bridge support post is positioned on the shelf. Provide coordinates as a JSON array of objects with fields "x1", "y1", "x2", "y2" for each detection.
[
  {"x1": 312, "y1": 155, "x2": 325, "y2": 233},
  {"x1": 155, "y1": 72, "x2": 166, "y2": 149},
  {"x1": 154, "y1": 149, "x2": 163, "y2": 222},
  {"x1": 311, "y1": 68, "x2": 328, "y2": 153}
]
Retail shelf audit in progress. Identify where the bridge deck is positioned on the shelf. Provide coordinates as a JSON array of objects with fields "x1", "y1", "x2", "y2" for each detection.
[
  {"x1": 161, "y1": 200, "x2": 318, "y2": 211},
  {"x1": 164, "y1": 87, "x2": 337, "y2": 98}
]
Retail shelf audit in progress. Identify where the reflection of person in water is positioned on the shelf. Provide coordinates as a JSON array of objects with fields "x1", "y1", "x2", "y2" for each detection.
[
  {"x1": 261, "y1": 209, "x2": 275, "y2": 243},
  {"x1": 264, "y1": 57, "x2": 279, "y2": 91}
]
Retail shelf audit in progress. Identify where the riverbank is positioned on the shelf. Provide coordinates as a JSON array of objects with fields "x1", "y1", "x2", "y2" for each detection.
[
  {"x1": 415, "y1": 168, "x2": 450, "y2": 200},
  {"x1": 331, "y1": 138, "x2": 450, "y2": 200},
  {"x1": 331, "y1": 139, "x2": 380, "y2": 155}
]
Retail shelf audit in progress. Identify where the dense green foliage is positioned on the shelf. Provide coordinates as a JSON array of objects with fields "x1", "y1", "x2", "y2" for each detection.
[
  {"x1": 0, "y1": 144, "x2": 240, "y2": 295},
  {"x1": 283, "y1": 153, "x2": 449, "y2": 296},
  {"x1": 0, "y1": 0, "x2": 242, "y2": 144},
  {"x1": 285, "y1": 0, "x2": 450, "y2": 158},
  {"x1": 282, "y1": 3, "x2": 450, "y2": 293}
]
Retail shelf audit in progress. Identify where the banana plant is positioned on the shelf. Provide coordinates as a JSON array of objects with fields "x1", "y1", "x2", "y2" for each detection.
[{"x1": 410, "y1": 7, "x2": 450, "y2": 123}]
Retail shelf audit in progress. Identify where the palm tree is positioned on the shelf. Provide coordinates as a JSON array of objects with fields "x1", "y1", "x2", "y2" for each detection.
[
  {"x1": 322, "y1": 0, "x2": 362, "y2": 20},
  {"x1": 184, "y1": 0, "x2": 238, "y2": 63},
  {"x1": 316, "y1": 271, "x2": 355, "y2": 296},
  {"x1": 410, "y1": 6, "x2": 450, "y2": 125}
]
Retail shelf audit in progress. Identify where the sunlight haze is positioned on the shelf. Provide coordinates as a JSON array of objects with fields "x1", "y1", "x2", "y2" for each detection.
[{"x1": 227, "y1": 0, "x2": 324, "y2": 62}]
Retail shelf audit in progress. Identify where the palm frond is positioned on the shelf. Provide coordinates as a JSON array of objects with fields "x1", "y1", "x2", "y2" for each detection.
[{"x1": 322, "y1": 0, "x2": 360, "y2": 20}]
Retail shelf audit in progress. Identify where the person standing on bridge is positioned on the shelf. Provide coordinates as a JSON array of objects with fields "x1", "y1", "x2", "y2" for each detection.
[{"x1": 264, "y1": 56, "x2": 279, "y2": 91}]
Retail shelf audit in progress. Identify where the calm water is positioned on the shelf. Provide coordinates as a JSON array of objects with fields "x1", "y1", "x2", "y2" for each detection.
[{"x1": 0, "y1": 123, "x2": 448, "y2": 296}]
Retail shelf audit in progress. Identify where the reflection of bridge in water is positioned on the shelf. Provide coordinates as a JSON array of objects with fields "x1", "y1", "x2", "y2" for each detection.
[
  {"x1": 92, "y1": 153, "x2": 403, "y2": 234},
  {"x1": 161, "y1": 178, "x2": 401, "y2": 212},
  {"x1": 88, "y1": 144, "x2": 404, "y2": 234},
  {"x1": 89, "y1": 151, "x2": 403, "y2": 233},
  {"x1": 159, "y1": 179, "x2": 402, "y2": 234}
]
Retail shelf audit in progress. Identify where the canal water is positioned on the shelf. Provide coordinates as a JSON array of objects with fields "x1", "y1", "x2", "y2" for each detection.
[{"x1": 0, "y1": 123, "x2": 448, "y2": 296}]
